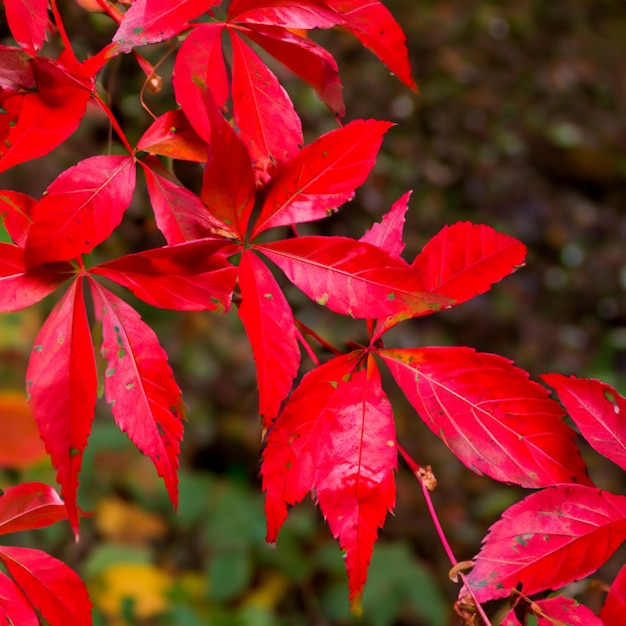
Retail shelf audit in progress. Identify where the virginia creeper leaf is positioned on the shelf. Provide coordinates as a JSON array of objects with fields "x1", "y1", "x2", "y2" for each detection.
[
  {"x1": 25, "y1": 155, "x2": 136, "y2": 267},
  {"x1": 0, "y1": 482, "x2": 67, "y2": 536},
  {"x1": 411, "y1": 222, "x2": 527, "y2": 307},
  {"x1": 26, "y1": 279, "x2": 96, "y2": 533},
  {"x1": 0, "y1": 243, "x2": 70, "y2": 312},
  {"x1": 0, "y1": 546, "x2": 92, "y2": 626},
  {"x1": 542, "y1": 374, "x2": 626, "y2": 472},
  {"x1": 466, "y1": 485, "x2": 626, "y2": 602},
  {"x1": 0, "y1": 570, "x2": 40, "y2": 626},
  {"x1": 360, "y1": 190, "x2": 410, "y2": 258},
  {"x1": 257, "y1": 236, "x2": 449, "y2": 319},
  {"x1": 230, "y1": 30, "x2": 303, "y2": 181},
  {"x1": 137, "y1": 109, "x2": 209, "y2": 162},
  {"x1": 3, "y1": 0, "x2": 50, "y2": 56},
  {"x1": 601, "y1": 565, "x2": 626, "y2": 624},
  {"x1": 239, "y1": 24, "x2": 344, "y2": 116},
  {"x1": 252, "y1": 119, "x2": 393, "y2": 237},
  {"x1": 173, "y1": 24, "x2": 228, "y2": 139},
  {"x1": 91, "y1": 280, "x2": 184, "y2": 509},
  {"x1": 92, "y1": 239, "x2": 237, "y2": 313},
  {"x1": 237, "y1": 249, "x2": 300, "y2": 427},
  {"x1": 501, "y1": 597, "x2": 602, "y2": 626},
  {"x1": 262, "y1": 353, "x2": 396, "y2": 606},
  {"x1": 228, "y1": 0, "x2": 340, "y2": 28},
  {"x1": 0, "y1": 190, "x2": 36, "y2": 247},
  {"x1": 323, "y1": 0, "x2": 417, "y2": 91},
  {"x1": 380, "y1": 347, "x2": 591, "y2": 488},
  {"x1": 113, "y1": 0, "x2": 220, "y2": 53},
  {"x1": 0, "y1": 45, "x2": 35, "y2": 89},
  {"x1": 141, "y1": 156, "x2": 227, "y2": 244}
]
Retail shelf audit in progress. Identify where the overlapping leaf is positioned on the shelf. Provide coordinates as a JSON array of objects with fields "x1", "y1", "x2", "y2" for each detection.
[
  {"x1": 380, "y1": 347, "x2": 591, "y2": 488},
  {"x1": 542, "y1": 374, "x2": 626, "y2": 471},
  {"x1": 26, "y1": 279, "x2": 97, "y2": 533},
  {"x1": 359, "y1": 191, "x2": 410, "y2": 258},
  {"x1": 601, "y1": 565, "x2": 626, "y2": 624},
  {"x1": 237, "y1": 249, "x2": 300, "y2": 427},
  {"x1": 262, "y1": 353, "x2": 397, "y2": 606},
  {"x1": 466, "y1": 485, "x2": 626, "y2": 602},
  {"x1": 90, "y1": 280, "x2": 185, "y2": 509},
  {"x1": 501, "y1": 597, "x2": 603, "y2": 626},
  {"x1": 0, "y1": 190, "x2": 36, "y2": 247},
  {"x1": 0, "y1": 571, "x2": 40, "y2": 626},
  {"x1": 25, "y1": 155, "x2": 136, "y2": 267},
  {"x1": 3, "y1": 0, "x2": 50, "y2": 55},
  {"x1": 0, "y1": 483, "x2": 68, "y2": 536}
]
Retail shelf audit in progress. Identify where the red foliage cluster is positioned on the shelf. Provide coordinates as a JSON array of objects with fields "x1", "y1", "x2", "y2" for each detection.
[{"x1": 1, "y1": 0, "x2": 624, "y2": 624}]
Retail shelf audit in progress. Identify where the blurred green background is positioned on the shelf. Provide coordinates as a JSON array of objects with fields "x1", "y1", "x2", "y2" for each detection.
[{"x1": 1, "y1": 1, "x2": 625, "y2": 624}]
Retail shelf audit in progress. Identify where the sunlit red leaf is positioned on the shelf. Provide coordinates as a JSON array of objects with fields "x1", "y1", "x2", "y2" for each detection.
[
  {"x1": 501, "y1": 597, "x2": 602, "y2": 625},
  {"x1": 0, "y1": 483, "x2": 67, "y2": 536},
  {"x1": 113, "y1": 0, "x2": 220, "y2": 53},
  {"x1": 0, "y1": 243, "x2": 70, "y2": 312},
  {"x1": 0, "y1": 190, "x2": 36, "y2": 247},
  {"x1": 227, "y1": 0, "x2": 340, "y2": 28},
  {"x1": 237, "y1": 249, "x2": 300, "y2": 427},
  {"x1": 92, "y1": 239, "x2": 237, "y2": 313},
  {"x1": 542, "y1": 374, "x2": 626, "y2": 472},
  {"x1": 230, "y1": 30, "x2": 303, "y2": 180},
  {"x1": 324, "y1": 0, "x2": 417, "y2": 91},
  {"x1": 239, "y1": 24, "x2": 344, "y2": 116},
  {"x1": 411, "y1": 222, "x2": 526, "y2": 306},
  {"x1": 0, "y1": 570, "x2": 39, "y2": 626},
  {"x1": 26, "y1": 279, "x2": 96, "y2": 533},
  {"x1": 0, "y1": 547, "x2": 92, "y2": 626},
  {"x1": 25, "y1": 155, "x2": 136, "y2": 267},
  {"x1": 137, "y1": 109, "x2": 209, "y2": 162},
  {"x1": 252, "y1": 120, "x2": 392, "y2": 237},
  {"x1": 360, "y1": 191, "x2": 410, "y2": 258},
  {"x1": 3, "y1": 0, "x2": 51, "y2": 55},
  {"x1": 380, "y1": 347, "x2": 591, "y2": 488},
  {"x1": 466, "y1": 485, "x2": 626, "y2": 602},
  {"x1": 173, "y1": 24, "x2": 228, "y2": 139},
  {"x1": 141, "y1": 156, "x2": 226, "y2": 244},
  {"x1": 601, "y1": 565, "x2": 626, "y2": 624},
  {"x1": 0, "y1": 392, "x2": 47, "y2": 469},
  {"x1": 257, "y1": 236, "x2": 449, "y2": 319},
  {"x1": 262, "y1": 353, "x2": 396, "y2": 606},
  {"x1": 91, "y1": 280, "x2": 184, "y2": 509}
]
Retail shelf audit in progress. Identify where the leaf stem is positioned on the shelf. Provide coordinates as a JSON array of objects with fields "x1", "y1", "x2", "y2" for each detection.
[
  {"x1": 50, "y1": 0, "x2": 77, "y2": 61},
  {"x1": 294, "y1": 319, "x2": 342, "y2": 356},
  {"x1": 397, "y1": 443, "x2": 493, "y2": 626},
  {"x1": 91, "y1": 91, "x2": 135, "y2": 155}
]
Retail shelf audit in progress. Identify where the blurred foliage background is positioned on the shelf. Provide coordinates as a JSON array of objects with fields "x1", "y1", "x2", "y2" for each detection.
[{"x1": 1, "y1": 1, "x2": 625, "y2": 624}]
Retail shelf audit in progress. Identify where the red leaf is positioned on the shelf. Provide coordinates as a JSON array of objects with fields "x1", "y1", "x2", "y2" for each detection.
[
  {"x1": 228, "y1": 0, "x2": 340, "y2": 28},
  {"x1": 0, "y1": 56, "x2": 91, "y2": 173},
  {"x1": 323, "y1": 0, "x2": 417, "y2": 91},
  {"x1": 113, "y1": 0, "x2": 220, "y2": 52},
  {"x1": 200, "y1": 93, "x2": 256, "y2": 240},
  {"x1": 0, "y1": 483, "x2": 67, "y2": 536},
  {"x1": 601, "y1": 565, "x2": 626, "y2": 624},
  {"x1": 240, "y1": 24, "x2": 344, "y2": 116},
  {"x1": 360, "y1": 191, "x2": 410, "y2": 258},
  {"x1": 237, "y1": 249, "x2": 300, "y2": 427},
  {"x1": 412, "y1": 222, "x2": 526, "y2": 306},
  {"x1": 0, "y1": 570, "x2": 39, "y2": 626},
  {"x1": 141, "y1": 156, "x2": 226, "y2": 244},
  {"x1": 466, "y1": 485, "x2": 626, "y2": 602},
  {"x1": 0, "y1": 243, "x2": 70, "y2": 312},
  {"x1": 26, "y1": 279, "x2": 96, "y2": 533},
  {"x1": 501, "y1": 597, "x2": 602, "y2": 626},
  {"x1": 230, "y1": 30, "x2": 303, "y2": 180},
  {"x1": 90, "y1": 280, "x2": 184, "y2": 509},
  {"x1": 252, "y1": 119, "x2": 393, "y2": 237},
  {"x1": 262, "y1": 353, "x2": 396, "y2": 605},
  {"x1": 173, "y1": 24, "x2": 228, "y2": 138},
  {"x1": 92, "y1": 239, "x2": 237, "y2": 313},
  {"x1": 380, "y1": 347, "x2": 591, "y2": 488},
  {"x1": 3, "y1": 0, "x2": 51, "y2": 55},
  {"x1": 257, "y1": 236, "x2": 449, "y2": 319},
  {"x1": 0, "y1": 190, "x2": 36, "y2": 247},
  {"x1": 0, "y1": 46, "x2": 35, "y2": 89},
  {"x1": 0, "y1": 546, "x2": 92, "y2": 626},
  {"x1": 137, "y1": 109, "x2": 209, "y2": 162},
  {"x1": 25, "y1": 155, "x2": 136, "y2": 267},
  {"x1": 541, "y1": 374, "x2": 626, "y2": 472}
]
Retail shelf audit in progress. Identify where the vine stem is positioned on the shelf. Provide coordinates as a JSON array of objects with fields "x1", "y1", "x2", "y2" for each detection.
[
  {"x1": 397, "y1": 443, "x2": 493, "y2": 626},
  {"x1": 90, "y1": 91, "x2": 135, "y2": 156},
  {"x1": 50, "y1": 0, "x2": 76, "y2": 61},
  {"x1": 294, "y1": 319, "x2": 342, "y2": 356}
]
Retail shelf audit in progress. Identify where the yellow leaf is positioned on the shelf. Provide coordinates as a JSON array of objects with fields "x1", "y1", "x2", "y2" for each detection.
[{"x1": 96, "y1": 497, "x2": 167, "y2": 544}]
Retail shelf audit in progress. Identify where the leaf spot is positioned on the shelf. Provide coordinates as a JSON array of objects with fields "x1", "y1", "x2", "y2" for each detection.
[
  {"x1": 33, "y1": 345, "x2": 44, "y2": 352},
  {"x1": 125, "y1": 382, "x2": 135, "y2": 390},
  {"x1": 386, "y1": 440, "x2": 394, "y2": 447},
  {"x1": 105, "y1": 368, "x2": 115, "y2": 377},
  {"x1": 264, "y1": 293, "x2": 274, "y2": 299},
  {"x1": 316, "y1": 293, "x2": 329, "y2": 306}
]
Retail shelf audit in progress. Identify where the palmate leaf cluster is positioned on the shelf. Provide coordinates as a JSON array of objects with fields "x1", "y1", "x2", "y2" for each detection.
[{"x1": 0, "y1": 0, "x2": 625, "y2": 624}]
